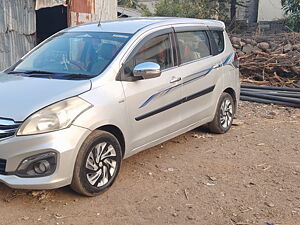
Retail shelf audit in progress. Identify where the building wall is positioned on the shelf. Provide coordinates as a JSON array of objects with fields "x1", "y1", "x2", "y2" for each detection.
[
  {"x1": 257, "y1": 0, "x2": 284, "y2": 22},
  {"x1": 0, "y1": 0, "x2": 36, "y2": 71},
  {"x1": 236, "y1": 0, "x2": 284, "y2": 22},
  {"x1": 236, "y1": 0, "x2": 259, "y2": 22},
  {"x1": 69, "y1": 0, "x2": 117, "y2": 26}
]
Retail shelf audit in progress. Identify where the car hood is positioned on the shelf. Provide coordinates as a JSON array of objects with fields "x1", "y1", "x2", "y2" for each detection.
[{"x1": 0, "y1": 73, "x2": 92, "y2": 121}]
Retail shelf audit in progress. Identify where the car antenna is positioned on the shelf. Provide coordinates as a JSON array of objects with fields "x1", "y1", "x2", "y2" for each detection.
[{"x1": 97, "y1": 0, "x2": 105, "y2": 27}]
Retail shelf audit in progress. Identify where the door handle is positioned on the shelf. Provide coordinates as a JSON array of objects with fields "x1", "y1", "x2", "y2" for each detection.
[
  {"x1": 170, "y1": 77, "x2": 181, "y2": 83},
  {"x1": 213, "y1": 63, "x2": 222, "y2": 69}
]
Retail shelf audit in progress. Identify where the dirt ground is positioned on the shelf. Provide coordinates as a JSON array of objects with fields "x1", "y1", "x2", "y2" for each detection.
[{"x1": 0, "y1": 101, "x2": 299, "y2": 225}]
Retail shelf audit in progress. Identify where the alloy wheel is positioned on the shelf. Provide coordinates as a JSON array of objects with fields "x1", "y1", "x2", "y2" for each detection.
[
  {"x1": 85, "y1": 142, "x2": 117, "y2": 187},
  {"x1": 220, "y1": 99, "x2": 233, "y2": 129}
]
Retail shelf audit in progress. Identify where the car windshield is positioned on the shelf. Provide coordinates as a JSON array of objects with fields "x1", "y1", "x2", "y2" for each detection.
[{"x1": 9, "y1": 32, "x2": 132, "y2": 79}]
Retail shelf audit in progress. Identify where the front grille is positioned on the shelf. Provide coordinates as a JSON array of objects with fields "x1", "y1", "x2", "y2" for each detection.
[
  {"x1": 0, "y1": 159, "x2": 6, "y2": 174},
  {"x1": 0, "y1": 118, "x2": 21, "y2": 141}
]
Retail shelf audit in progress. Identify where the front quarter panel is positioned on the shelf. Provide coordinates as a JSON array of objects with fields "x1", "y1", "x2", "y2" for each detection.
[{"x1": 73, "y1": 81, "x2": 130, "y2": 153}]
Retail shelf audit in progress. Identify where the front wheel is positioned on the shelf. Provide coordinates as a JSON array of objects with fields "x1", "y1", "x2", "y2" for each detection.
[
  {"x1": 209, "y1": 92, "x2": 235, "y2": 134},
  {"x1": 71, "y1": 130, "x2": 122, "y2": 196}
]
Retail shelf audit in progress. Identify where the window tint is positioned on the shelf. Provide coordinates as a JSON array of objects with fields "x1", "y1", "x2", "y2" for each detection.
[
  {"x1": 176, "y1": 31, "x2": 211, "y2": 64},
  {"x1": 211, "y1": 30, "x2": 224, "y2": 53},
  {"x1": 124, "y1": 34, "x2": 173, "y2": 76}
]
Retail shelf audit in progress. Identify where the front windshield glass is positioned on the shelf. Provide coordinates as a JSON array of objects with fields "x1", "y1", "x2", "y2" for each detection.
[{"x1": 10, "y1": 32, "x2": 132, "y2": 78}]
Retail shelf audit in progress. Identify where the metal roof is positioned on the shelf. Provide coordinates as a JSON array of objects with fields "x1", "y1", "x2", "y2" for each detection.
[
  {"x1": 117, "y1": 6, "x2": 142, "y2": 17},
  {"x1": 64, "y1": 17, "x2": 225, "y2": 34}
]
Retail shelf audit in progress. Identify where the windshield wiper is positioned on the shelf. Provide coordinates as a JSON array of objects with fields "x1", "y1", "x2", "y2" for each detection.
[
  {"x1": 7, "y1": 71, "x2": 93, "y2": 79},
  {"x1": 23, "y1": 70, "x2": 55, "y2": 74},
  {"x1": 8, "y1": 70, "x2": 55, "y2": 75},
  {"x1": 62, "y1": 74, "x2": 93, "y2": 79},
  {"x1": 7, "y1": 71, "x2": 26, "y2": 74}
]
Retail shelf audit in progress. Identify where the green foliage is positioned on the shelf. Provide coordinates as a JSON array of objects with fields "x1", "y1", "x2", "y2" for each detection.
[
  {"x1": 282, "y1": 0, "x2": 300, "y2": 13},
  {"x1": 281, "y1": 0, "x2": 300, "y2": 32},
  {"x1": 154, "y1": 0, "x2": 230, "y2": 22},
  {"x1": 139, "y1": 3, "x2": 153, "y2": 16}
]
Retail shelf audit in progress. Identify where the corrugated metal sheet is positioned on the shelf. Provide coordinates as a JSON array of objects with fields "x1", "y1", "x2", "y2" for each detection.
[
  {"x1": 0, "y1": 32, "x2": 35, "y2": 71},
  {"x1": 35, "y1": 0, "x2": 67, "y2": 10},
  {"x1": 69, "y1": 0, "x2": 117, "y2": 27},
  {"x1": 70, "y1": 0, "x2": 95, "y2": 14},
  {"x1": 0, "y1": 0, "x2": 35, "y2": 35},
  {"x1": 117, "y1": 6, "x2": 142, "y2": 17},
  {"x1": 0, "y1": 0, "x2": 36, "y2": 71}
]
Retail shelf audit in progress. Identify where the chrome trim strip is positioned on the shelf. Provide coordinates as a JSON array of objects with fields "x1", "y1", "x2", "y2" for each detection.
[
  {"x1": 0, "y1": 118, "x2": 21, "y2": 140},
  {"x1": 0, "y1": 118, "x2": 16, "y2": 126},
  {"x1": 0, "y1": 129, "x2": 17, "y2": 134}
]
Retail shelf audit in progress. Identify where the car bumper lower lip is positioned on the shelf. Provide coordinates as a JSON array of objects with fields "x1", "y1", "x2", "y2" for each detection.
[
  {"x1": 0, "y1": 174, "x2": 71, "y2": 190},
  {"x1": 0, "y1": 125, "x2": 91, "y2": 189}
]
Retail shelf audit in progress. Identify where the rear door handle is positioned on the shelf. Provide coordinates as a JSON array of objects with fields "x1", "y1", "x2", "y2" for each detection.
[{"x1": 170, "y1": 77, "x2": 181, "y2": 83}]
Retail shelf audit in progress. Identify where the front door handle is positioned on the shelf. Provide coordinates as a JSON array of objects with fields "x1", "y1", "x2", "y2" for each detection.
[
  {"x1": 170, "y1": 77, "x2": 181, "y2": 83},
  {"x1": 213, "y1": 63, "x2": 222, "y2": 69}
]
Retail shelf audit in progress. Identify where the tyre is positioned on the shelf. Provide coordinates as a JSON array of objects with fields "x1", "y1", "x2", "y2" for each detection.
[
  {"x1": 209, "y1": 92, "x2": 235, "y2": 134},
  {"x1": 71, "y1": 130, "x2": 122, "y2": 196}
]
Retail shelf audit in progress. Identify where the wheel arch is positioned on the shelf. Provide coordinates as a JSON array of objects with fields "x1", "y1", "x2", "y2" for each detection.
[
  {"x1": 223, "y1": 87, "x2": 237, "y2": 113},
  {"x1": 96, "y1": 125, "x2": 126, "y2": 158}
]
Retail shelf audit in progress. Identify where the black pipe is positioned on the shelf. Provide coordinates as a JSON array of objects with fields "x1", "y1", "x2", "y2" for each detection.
[
  {"x1": 241, "y1": 84, "x2": 300, "y2": 92},
  {"x1": 240, "y1": 96, "x2": 300, "y2": 108},
  {"x1": 241, "y1": 88, "x2": 300, "y2": 96},
  {"x1": 241, "y1": 92, "x2": 300, "y2": 105},
  {"x1": 241, "y1": 91, "x2": 300, "y2": 99}
]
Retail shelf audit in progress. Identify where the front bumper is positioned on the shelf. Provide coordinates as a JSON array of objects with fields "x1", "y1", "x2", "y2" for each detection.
[{"x1": 0, "y1": 125, "x2": 91, "y2": 189}]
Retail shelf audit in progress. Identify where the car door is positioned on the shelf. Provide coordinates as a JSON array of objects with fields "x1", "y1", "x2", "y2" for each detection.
[
  {"x1": 120, "y1": 29, "x2": 182, "y2": 151},
  {"x1": 173, "y1": 25, "x2": 222, "y2": 127}
]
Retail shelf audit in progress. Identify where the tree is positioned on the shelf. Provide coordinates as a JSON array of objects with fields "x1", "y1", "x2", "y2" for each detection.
[
  {"x1": 281, "y1": 0, "x2": 300, "y2": 32},
  {"x1": 230, "y1": 0, "x2": 237, "y2": 21},
  {"x1": 154, "y1": 0, "x2": 231, "y2": 22}
]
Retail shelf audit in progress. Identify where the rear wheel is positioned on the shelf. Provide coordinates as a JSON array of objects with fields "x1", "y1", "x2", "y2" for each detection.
[
  {"x1": 71, "y1": 130, "x2": 122, "y2": 196},
  {"x1": 209, "y1": 92, "x2": 234, "y2": 134}
]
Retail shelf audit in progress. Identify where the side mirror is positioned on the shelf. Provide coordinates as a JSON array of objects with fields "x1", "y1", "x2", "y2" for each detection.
[{"x1": 133, "y1": 62, "x2": 161, "y2": 80}]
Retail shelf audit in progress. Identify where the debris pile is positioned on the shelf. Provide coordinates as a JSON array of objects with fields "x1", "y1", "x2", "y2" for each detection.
[{"x1": 231, "y1": 33, "x2": 300, "y2": 87}]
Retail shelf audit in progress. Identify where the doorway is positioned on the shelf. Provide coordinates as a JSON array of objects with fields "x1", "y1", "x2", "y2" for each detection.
[{"x1": 36, "y1": 5, "x2": 68, "y2": 44}]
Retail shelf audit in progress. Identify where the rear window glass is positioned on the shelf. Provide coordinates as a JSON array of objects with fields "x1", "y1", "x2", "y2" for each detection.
[
  {"x1": 176, "y1": 31, "x2": 211, "y2": 64},
  {"x1": 211, "y1": 30, "x2": 225, "y2": 53}
]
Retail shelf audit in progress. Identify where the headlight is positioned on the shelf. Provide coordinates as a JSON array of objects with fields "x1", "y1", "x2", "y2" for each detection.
[{"x1": 17, "y1": 97, "x2": 92, "y2": 136}]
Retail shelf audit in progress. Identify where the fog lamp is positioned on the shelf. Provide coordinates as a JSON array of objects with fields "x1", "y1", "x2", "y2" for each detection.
[
  {"x1": 33, "y1": 160, "x2": 51, "y2": 174},
  {"x1": 16, "y1": 152, "x2": 57, "y2": 177}
]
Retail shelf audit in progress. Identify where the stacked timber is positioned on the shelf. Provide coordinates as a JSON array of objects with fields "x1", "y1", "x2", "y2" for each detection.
[{"x1": 230, "y1": 33, "x2": 300, "y2": 88}]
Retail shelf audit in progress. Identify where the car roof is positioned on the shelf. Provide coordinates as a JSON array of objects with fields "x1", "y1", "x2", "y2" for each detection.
[{"x1": 65, "y1": 17, "x2": 225, "y2": 34}]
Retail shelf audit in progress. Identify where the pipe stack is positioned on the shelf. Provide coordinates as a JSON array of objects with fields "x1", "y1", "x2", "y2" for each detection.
[{"x1": 240, "y1": 84, "x2": 300, "y2": 108}]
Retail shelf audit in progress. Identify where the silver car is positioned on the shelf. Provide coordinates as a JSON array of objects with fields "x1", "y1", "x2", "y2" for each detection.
[{"x1": 0, "y1": 17, "x2": 240, "y2": 196}]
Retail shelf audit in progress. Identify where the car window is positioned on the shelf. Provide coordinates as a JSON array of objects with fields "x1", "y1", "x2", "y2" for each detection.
[
  {"x1": 176, "y1": 31, "x2": 211, "y2": 64},
  {"x1": 211, "y1": 30, "x2": 225, "y2": 53},
  {"x1": 124, "y1": 34, "x2": 173, "y2": 76}
]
